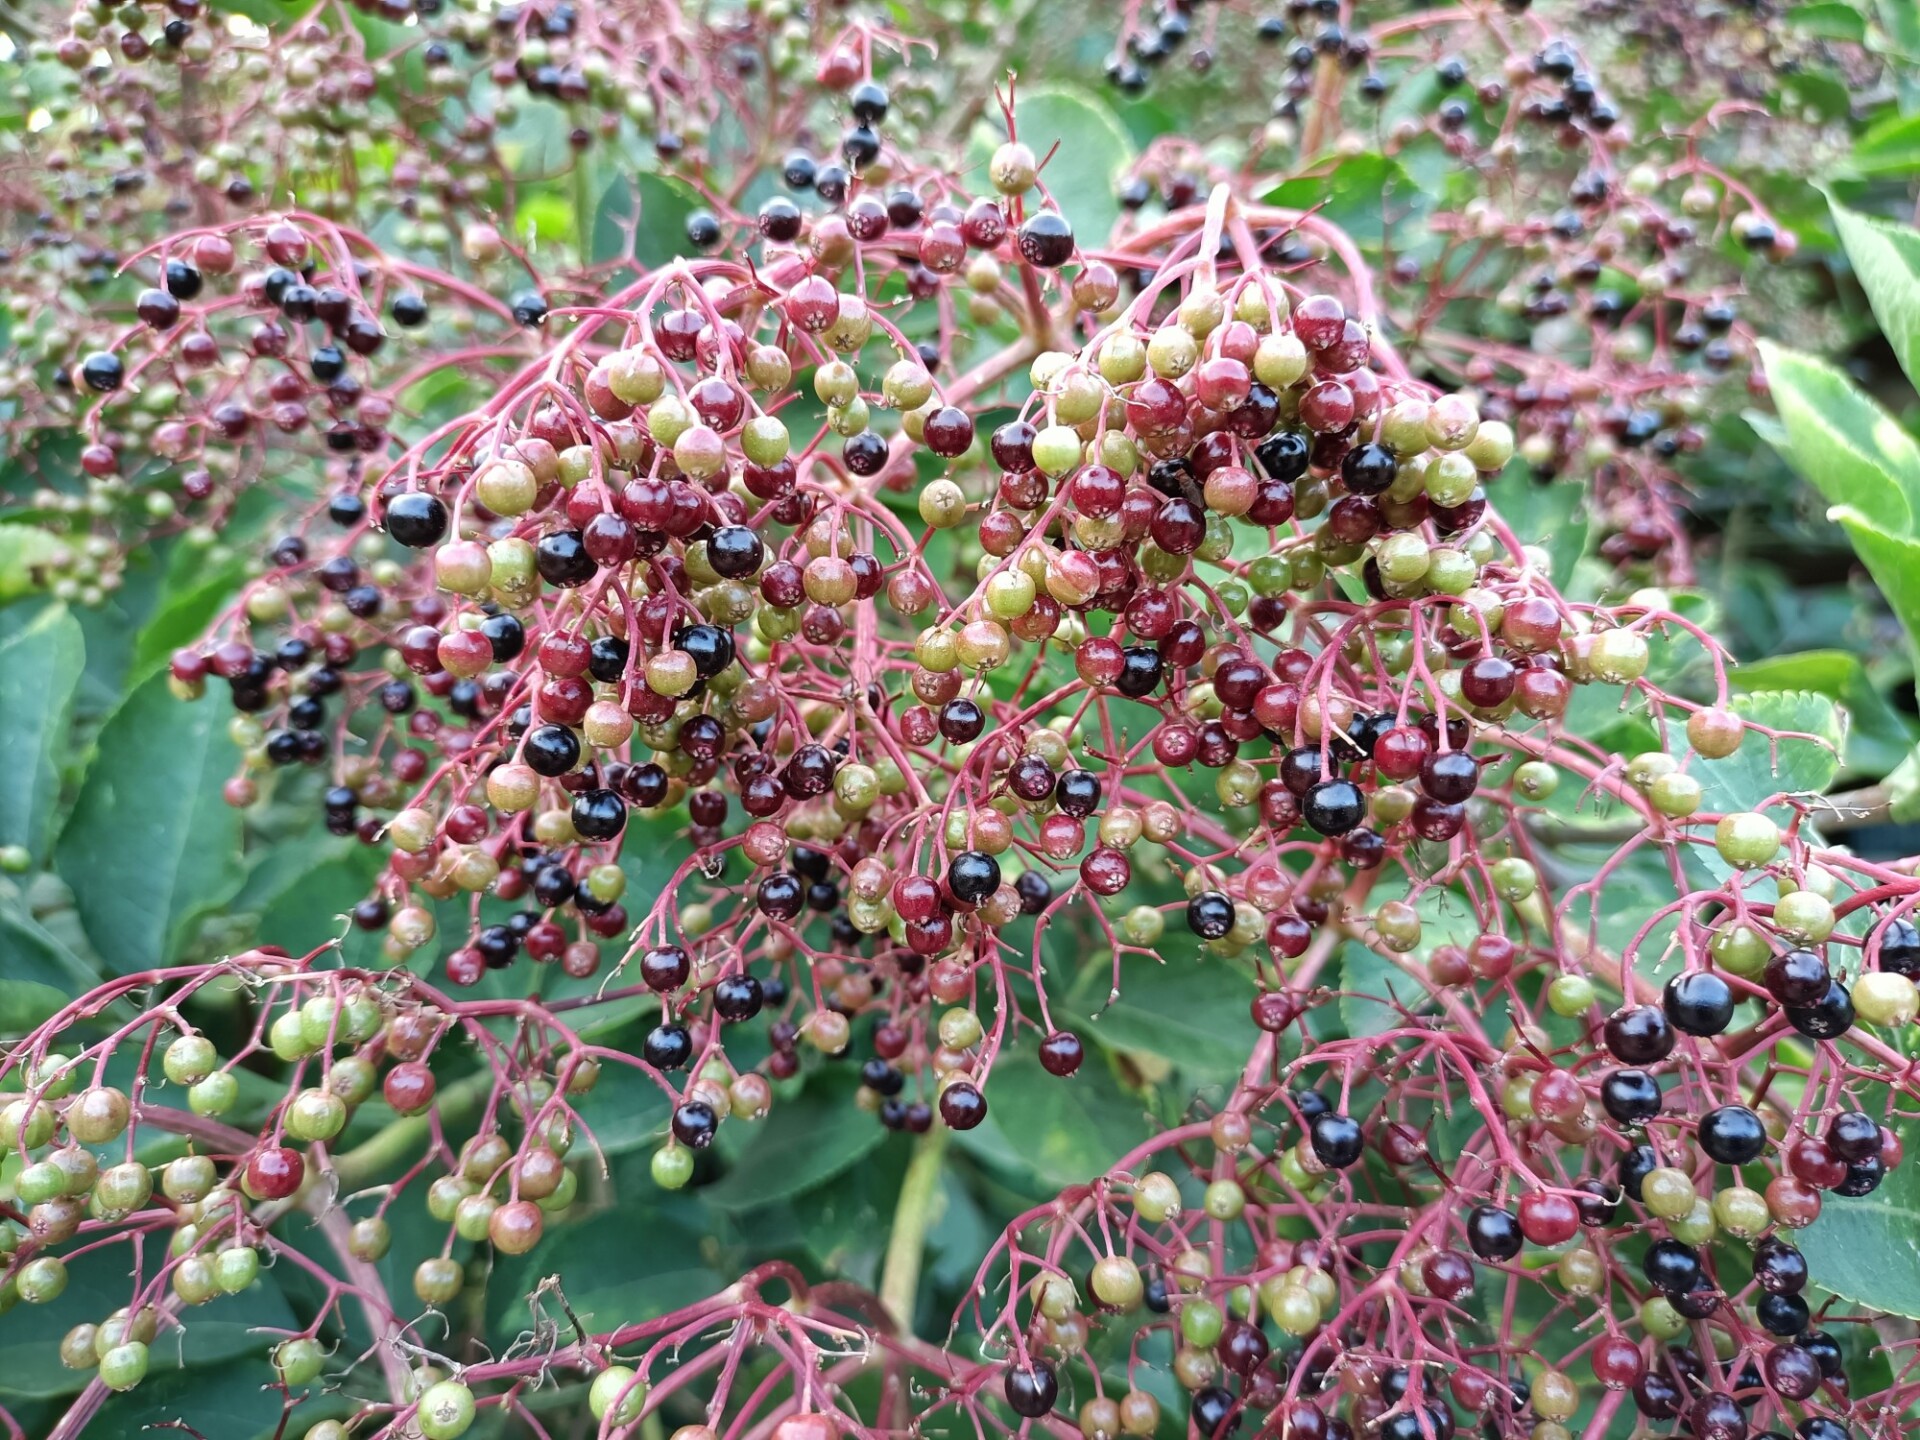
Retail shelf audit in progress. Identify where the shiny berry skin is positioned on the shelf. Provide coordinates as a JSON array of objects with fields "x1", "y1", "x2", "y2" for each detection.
[
  {"x1": 1187, "y1": 891, "x2": 1235, "y2": 939},
  {"x1": 1664, "y1": 971, "x2": 1734, "y2": 1037},
  {"x1": 244, "y1": 1146, "x2": 305, "y2": 1200},
  {"x1": 1016, "y1": 211, "x2": 1074, "y2": 267},
  {"x1": 671, "y1": 1100, "x2": 718, "y2": 1148},
  {"x1": 1517, "y1": 1191, "x2": 1580, "y2": 1246},
  {"x1": 1765, "y1": 949, "x2": 1831, "y2": 1006},
  {"x1": 1698, "y1": 1104, "x2": 1767, "y2": 1164},
  {"x1": 1603, "y1": 1005, "x2": 1674, "y2": 1064},
  {"x1": 947, "y1": 851, "x2": 1001, "y2": 905},
  {"x1": 1302, "y1": 779, "x2": 1364, "y2": 835},
  {"x1": 385, "y1": 492, "x2": 448, "y2": 547},
  {"x1": 1309, "y1": 1112, "x2": 1364, "y2": 1168},
  {"x1": 1004, "y1": 1362, "x2": 1058, "y2": 1418},
  {"x1": 1601, "y1": 1068, "x2": 1662, "y2": 1124},
  {"x1": 1038, "y1": 1031, "x2": 1084, "y2": 1077},
  {"x1": 1465, "y1": 1204, "x2": 1521, "y2": 1260},
  {"x1": 939, "y1": 1081, "x2": 987, "y2": 1131}
]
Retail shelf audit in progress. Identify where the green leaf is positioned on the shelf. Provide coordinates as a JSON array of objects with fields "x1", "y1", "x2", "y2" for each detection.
[
  {"x1": 0, "y1": 883, "x2": 96, "y2": 1031},
  {"x1": 1005, "y1": 87, "x2": 1136, "y2": 250},
  {"x1": 1668, "y1": 690, "x2": 1843, "y2": 835},
  {"x1": 0, "y1": 603, "x2": 83, "y2": 862},
  {"x1": 948, "y1": 1050, "x2": 1150, "y2": 1191},
  {"x1": 1832, "y1": 508, "x2": 1920, "y2": 669},
  {"x1": 130, "y1": 548, "x2": 247, "y2": 678},
  {"x1": 592, "y1": 171, "x2": 706, "y2": 278},
  {"x1": 1851, "y1": 112, "x2": 1920, "y2": 177},
  {"x1": 1265, "y1": 153, "x2": 1426, "y2": 247},
  {"x1": 1490, "y1": 471, "x2": 1588, "y2": 588},
  {"x1": 0, "y1": 524, "x2": 65, "y2": 602},
  {"x1": 0, "y1": 1241, "x2": 296, "y2": 1400},
  {"x1": 1889, "y1": 746, "x2": 1920, "y2": 822},
  {"x1": 1063, "y1": 949, "x2": 1262, "y2": 1081},
  {"x1": 1786, "y1": 0, "x2": 1867, "y2": 40},
  {"x1": 1730, "y1": 650, "x2": 1913, "y2": 777},
  {"x1": 1800, "y1": 1143, "x2": 1920, "y2": 1318},
  {"x1": 1880, "y1": 0, "x2": 1920, "y2": 53},
  {"x1": 53, "y1": 677, "x2": 245, "y2": 975},
  {"x1": 701, "y1": 1068, "x2": 886, "y2": 1209},
  {"x1": 1754, "y1": 341, "x2": 1916, "y2": 534},
  {"x1": 487, "y1": 1201, "x2": 721, "y2": 1337},
  {"x1": 1831, "y1": 202, "x2": 1920, "y2": 389}
]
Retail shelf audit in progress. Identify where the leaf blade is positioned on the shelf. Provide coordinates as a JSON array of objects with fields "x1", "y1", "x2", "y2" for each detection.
[
  {"x1": 0, "y1": 603, "x2": 84, "y2": 862},
  {"x1": 52, "y1": 677, "x2": 245, "y2": 975}
]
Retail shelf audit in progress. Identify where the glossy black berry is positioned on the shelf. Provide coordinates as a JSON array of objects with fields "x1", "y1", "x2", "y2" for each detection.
[
  {"x1": 480, "y1": 613, "x2": 525, "y2": 662},
  {"x1": 644, "y1": 1023, "x2": 693, "y2": 1070},
  {"x1": 1601, "y1": 1068, "x2": 1662, "y2": 1124},
  {"x1": 523, "y1": 726, "x2": 583, "y2": 780},
  {"x1": 1697, "y1": 1105, "x2": 1766, "y2": 1165},
  {"x1": 1603, "y1": 1005, "x2": 1674, "y2": 1064},
  {"x1": 79, "y1": 352, "x2": 124, "y2": 392},
  {"x1": 570, "y1": 788, "x2": 626, "y2": 841},
  {"x1": 1191, "y1": 1387, "x2": 1240, "y2": 1440},
  {"x1": 947, "y1": 850, "x2": 1001, "y2": 905},
  {"x1": 707, "y1": 525, "x2": 764, "y2": 579},
  {"x1": 385, "y1": 492, "x2": 448, "y2": 548},
  {"x1": 1115, "y1": 646, "x2": 1164, "y2": 698},
  {"x1": 1643, "y1": 1238, "x2": 1701, "y2": 1294},
  {"x1": 1825, "y1": 1111, "x2": 1881, "y2": 1163},
  {"x1": 1878, "y1": 917, "x2": 1920, "y2": 976},
  {"x1": 391, "y1": 293, "x2": 428, "y2": 327},
  {"x1": 1303, "y1": 778, "x2": 1365, "y2": 836},
  {"x1": 535, "y1": 530, "x2": 596, "y2": 587},
  {"x1": 1765, "y1": 949, "x2": 1831, "y2": 1007},
  {"x1": 849, "y1": 80, "x2": 889, "y2": 123},
  {"x1": 1310, "y1": 1112, "x2": 1364, "y2": 1168},
  {"x1": 511, "y1": 292, "x2": 549, "y2": 326},
  {"x1": 1786, "y1": 980, "x2": 1852, "y2": 1039},
  {"x1": 1465, "y1": 1205, "x2": 1522, "y2": 1261},
  {"x1": 1004, "y1": 1362, "x2": 1058, "y2": 1418},
  {"x1": 1186, "y1": 891, "x2": 1235, "y2": 940},
  {"x1": 671, "y1": 1100, "x2": 717, "y2": 1148},
  {"x1": 1664, "y1": 971, "x2": 1735, "y2": 1037},
  {"x1": 713, "y1": 974, "x2": 764, "y2": 1022},
  {"x1": 1757, "y1": 1291, "x2": 1810, "y2": 1337},
  {"x1": 1341, "y1": 442, "x2": 1397, "y2": 495},
  {"x1": 1016, "y1": 211, "x2": 1074, "y2": 268}
]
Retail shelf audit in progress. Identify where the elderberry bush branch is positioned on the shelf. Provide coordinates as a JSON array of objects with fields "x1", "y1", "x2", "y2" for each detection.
[{"x1": 1, "y1": 4, "x2": 1918, "y2": 1440}]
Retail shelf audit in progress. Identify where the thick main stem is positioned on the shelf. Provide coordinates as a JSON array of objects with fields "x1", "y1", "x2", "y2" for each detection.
[{"x1": 878, "y1": 1124, "x2": 949, "y2": 1332}]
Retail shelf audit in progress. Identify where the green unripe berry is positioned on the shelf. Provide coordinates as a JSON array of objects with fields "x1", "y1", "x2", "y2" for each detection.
[
  {"x1": 188, "y1": 1071, "x2": 239, "y2": 1116},
  {"x1": 1714, "y1": 812, "x2": 1780, "y2": 870},
  {"x1": 1514, "y1": 761, "x2": 1559, "y2": 801},
  {"x1": 1773, "y1": 890, "x2": 1835, "y2": 944},
  {"x1": 1589, "y1": 628, "x2": 1650, "y2": 684},
  {"x1": 417, "y1": 1379, "x2": 477, "y2": 1439},
  {"x1": 1709, "y1": 922, "x2": 1770, "y2": 977},
  {"x1": 590, "y1": 1365, "x2": 649, "y2": 1424},
  {"x1": 652, "y1": 1144, "x2": 694, "y2": 1189},
  {"x1": 1711, "y1": 1185, "x2": 1769, "y2": 1237},
  {"x1": 216, "y1": 1246, "x2": 261, "y2": 1294},
  {"x1": 414, "y1": 1258, "x2": 464, "y2": 1306},
  {"x1": 163, "y1": 1035, "x2": 219, "y2": 1086},
  {"x1": 1180, "y1": 1298, "x2": 1224, "y2": 1349},
  {"x1": 1203, "y1": 1178, "x2": 1246, "y2": 1220},
  {"x1": 1640, "y1": 1166, "x2": 1697, "y2": 1220},
  {"x1": 1641, "y1": 1294, "x2": 1687, "y2": 1339},
  {"x1": 1854, "y1": 970, "x2": 1919, "y2": 1027},
  {"x1": 275, "y1": 1337, "x2": 328, "y2": 1388},
  {"x1": 1650, "y1": 773, "x2": 1702, "y2": 818},
  {"x1": 98, "y1": 1340, "x2": 148, "y2": 1392}
]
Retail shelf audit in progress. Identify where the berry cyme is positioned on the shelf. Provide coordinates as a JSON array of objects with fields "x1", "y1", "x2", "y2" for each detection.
[{"x1": 0, "y1": 3, "x2": 1915, "y2": 1440}]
